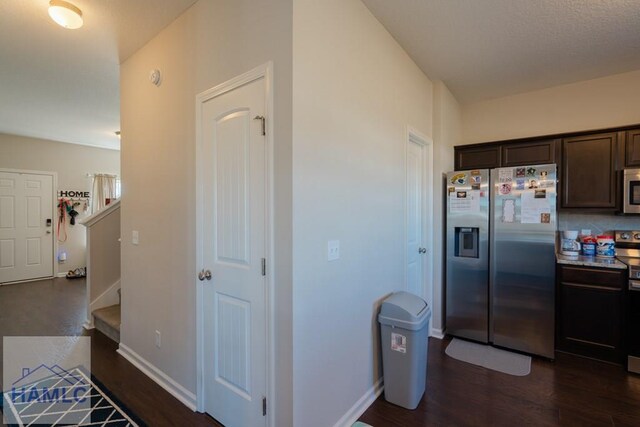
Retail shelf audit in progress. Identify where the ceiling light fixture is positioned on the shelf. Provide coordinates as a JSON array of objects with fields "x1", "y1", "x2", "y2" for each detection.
[{"x1": 48, "y1": 0, "x2": 83, "y2": 30}]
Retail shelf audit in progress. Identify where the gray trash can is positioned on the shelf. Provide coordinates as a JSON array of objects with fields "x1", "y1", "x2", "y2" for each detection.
[{"x1": 378, "y1": 291, "x2": 431, "y2": 410}]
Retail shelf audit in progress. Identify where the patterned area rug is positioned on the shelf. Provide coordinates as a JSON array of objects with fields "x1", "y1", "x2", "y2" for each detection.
[{"x1": 2, "y1": 366, "x2": 144, "y2": 426}]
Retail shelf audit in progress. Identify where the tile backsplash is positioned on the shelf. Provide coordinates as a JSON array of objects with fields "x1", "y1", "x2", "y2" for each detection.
[{"x1": 559, "y1": 212, "x2": 640, "y2": 235}]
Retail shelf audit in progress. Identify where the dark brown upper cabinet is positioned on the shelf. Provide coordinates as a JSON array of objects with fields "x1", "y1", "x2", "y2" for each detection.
[
  {"x1": 625, "y1": 129, "x2": 640, "y2": 167},
  {"x1": 561, "y1": 132, "x2": 617, "y2": 209},
  {"x1": 501, "y1": 139, "x2": 559, "y2": 167},
  {"x1": 455, "y1": 139, "x2": 558, "y2": 171},
  {"x1": 454, "y1": 144, "x2": 500, "y2": 171}
]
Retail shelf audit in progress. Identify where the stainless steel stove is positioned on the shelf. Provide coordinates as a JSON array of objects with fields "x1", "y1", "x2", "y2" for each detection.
[{"x1": 615, "y1": 231, "x2": 640, "y2": 373}]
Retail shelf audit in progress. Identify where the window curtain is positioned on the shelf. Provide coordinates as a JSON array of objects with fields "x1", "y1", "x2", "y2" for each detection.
[{"x1": 91, "y1": 174, "x2": 117, "y2": 214}]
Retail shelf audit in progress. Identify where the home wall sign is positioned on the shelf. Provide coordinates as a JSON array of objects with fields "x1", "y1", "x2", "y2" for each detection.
[{"x1": 58, "y1": 191, "x2": 90, "y2": 198}]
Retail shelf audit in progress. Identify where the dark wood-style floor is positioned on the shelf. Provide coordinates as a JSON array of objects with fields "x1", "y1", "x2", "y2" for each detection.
[
  {"x1": 3, "y1": 278, "x2": 640, "y2": 426},
  {"x1": 0, "y1": 278, "x2": 219, "y2": 427},
  {"x1": 361, "y1": 337, "x2": 640, "y2": 426}
]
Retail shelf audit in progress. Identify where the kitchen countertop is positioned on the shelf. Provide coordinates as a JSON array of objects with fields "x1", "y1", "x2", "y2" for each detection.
[{"x1": 556, "y1": 253, "x2": 627, "y2": 270}]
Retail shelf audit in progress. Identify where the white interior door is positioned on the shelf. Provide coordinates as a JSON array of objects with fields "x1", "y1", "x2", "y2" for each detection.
[
  {"x1": 201, "y1": 78, "x2": 267, "y2": 427},
  {"x1": 406, "y1": 137, "x2": 429, "y2": 297},
  {"x1": 0, "y1": 171, "x2": 54, "y2": 284}
]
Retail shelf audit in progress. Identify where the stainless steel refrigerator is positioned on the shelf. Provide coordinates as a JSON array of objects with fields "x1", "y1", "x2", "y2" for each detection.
[{"x1": 445, "y1": 164, "x2": 557, "y2": 358}]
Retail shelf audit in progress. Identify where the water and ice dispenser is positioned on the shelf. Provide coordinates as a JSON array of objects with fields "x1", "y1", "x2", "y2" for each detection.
[{"x1": 455, "y1": 227, "x2": 479, "y2": 258}]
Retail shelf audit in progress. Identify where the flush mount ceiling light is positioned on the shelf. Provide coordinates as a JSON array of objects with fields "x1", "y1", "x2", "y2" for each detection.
[{"x1": 48, "y1": 0, "x2": 83, "y2": 30}]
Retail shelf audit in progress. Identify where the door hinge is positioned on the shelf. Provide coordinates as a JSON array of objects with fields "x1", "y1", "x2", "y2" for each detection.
[
  {"x1": 254, "y1": 115, "x2": 266, "y2": 136},
  {"x1": 261, "y1": 258, "x2": 266, "y2": 276},
  {"x1": 262, "y1": 396, "x2": 267, "y2": 416}
]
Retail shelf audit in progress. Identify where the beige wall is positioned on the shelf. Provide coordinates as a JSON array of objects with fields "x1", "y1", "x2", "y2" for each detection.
[
  {"x1": 120, "y1": 0, "x2": 462, "y2": 423},
  {"x1": 462, "y1": 69, "x2": 640, "y2": 144},
  {"x1": 0, "y1": 133, "x2": 119, "y2": 272},
  {"x1": 119, "y1": 0, "x2": 293, "y2": 423},
  {"x1": 86, "y1": 206, "x2": 121, "y2": 306},
  {"x1": 292, "y1": 0, "x2": 441, "y2": 424}
]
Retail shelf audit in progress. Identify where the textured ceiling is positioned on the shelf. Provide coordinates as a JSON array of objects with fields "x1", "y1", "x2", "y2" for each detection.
[
  {"x1": 0, "y1": 0, "x2": 197, "y2": 150},
  {"x1": 362, "y1": 0, "x2": 640, "y2": 103},
  {"x1": 5, "y1": 1, "x2": 639, "y2": 149}
]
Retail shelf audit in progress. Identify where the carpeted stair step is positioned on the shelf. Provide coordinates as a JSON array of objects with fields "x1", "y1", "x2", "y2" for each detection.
[{"x1": 93, "y1": 304, "x2": 120, "y2": 343}]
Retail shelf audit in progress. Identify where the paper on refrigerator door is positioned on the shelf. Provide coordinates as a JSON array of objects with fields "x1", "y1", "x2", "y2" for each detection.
[
  {"x1": 498, "y1": 168, "x2": 513, "y2": 183},
  {"x1": 520, "y1": 189, "x2": 551, "y2": 224},
  {"x1": 449, "y1": 190, "x2": 481, "y2": 213},
  {"x1": 502, "y1": 199, "x2": 516, "y2": 223}
]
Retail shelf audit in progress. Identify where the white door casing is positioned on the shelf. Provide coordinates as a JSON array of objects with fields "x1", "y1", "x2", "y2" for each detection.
[
  {"x1": 196, "y1": 63, "x2": 273, "y2": 427},
  {"x1": 405, "y1": 128, "x2": 434, "y2": 311},
  {"x1": 0, "y1": 170, "x2": 55, "y2": 284}
]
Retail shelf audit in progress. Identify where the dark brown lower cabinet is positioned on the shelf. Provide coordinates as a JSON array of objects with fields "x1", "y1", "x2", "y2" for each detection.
[{"x1": 556, "y1": 264, "x2": 626, "y2": 364}]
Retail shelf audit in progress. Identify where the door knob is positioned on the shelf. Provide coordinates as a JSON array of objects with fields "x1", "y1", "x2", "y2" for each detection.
[
  {"x1": 198, "y1": 269, "x2": 212, "y2": 281},
  {"x1": 418, "y1": 247, "x2": 427, "y2": 254}
]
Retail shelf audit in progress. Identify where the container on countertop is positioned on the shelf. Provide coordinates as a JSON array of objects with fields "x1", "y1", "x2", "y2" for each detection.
[
  {"x1": 581, "y1": 235, "x2": 597, "y2": 257},
  {"x1": 596, "y1": 235, "x2": 615, "y2": 258}
]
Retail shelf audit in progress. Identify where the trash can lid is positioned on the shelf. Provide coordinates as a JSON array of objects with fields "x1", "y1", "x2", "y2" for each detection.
[{"x1": 378, "y1": 291, "x2": 430, "y2": 330}]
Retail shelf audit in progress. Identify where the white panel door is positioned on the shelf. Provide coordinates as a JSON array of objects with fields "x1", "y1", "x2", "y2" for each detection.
[
  {"x1": 202, "y1": 78, "x2": 266, "y2": 427},
  {"x1": 406, "y1": 140, "x2": 426, "y2": 296},
  {"x1": 0, "y1": 171, "x2": 54, "y2": 284}
]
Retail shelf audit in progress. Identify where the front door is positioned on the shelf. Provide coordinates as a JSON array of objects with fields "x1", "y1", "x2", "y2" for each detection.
[
  {"x1": 0, "y1": 171, "x2": 54, "y2": 284},
  {"x1": 201, "y1": 77, "x2": 267, "y2": 427}
]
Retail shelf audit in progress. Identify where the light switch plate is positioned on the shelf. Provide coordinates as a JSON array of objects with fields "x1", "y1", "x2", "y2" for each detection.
[
  {"x1": 132, "y1": 230, "x2": 139, "y2": 245},
  {"x1": 328, "y1": 240, "x2": 340, "y2": 261}
]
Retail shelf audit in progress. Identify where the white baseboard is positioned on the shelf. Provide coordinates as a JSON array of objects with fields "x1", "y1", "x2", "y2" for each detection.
[
  {"x1": 430, "y1": 327, "x2": 445, "y2": 339},
  {"x1": 57, "y1": 272, "x2": 68, "y2": 278},
  {"x1": 1, "y1": 275, "x2": 55, "y2": 286},
  {"x1": 333, "y1": 378, "x2": 384, "y2": 427},
  {"x1": 117, "y1": 343, "x2": 197, "y2": 411},
  {"x1": 83, "y1": 318, "x2": 94, "y2": 330}
]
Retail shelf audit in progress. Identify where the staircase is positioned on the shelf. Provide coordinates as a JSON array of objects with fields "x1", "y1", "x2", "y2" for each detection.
[
  {"x1": 80, "y1": 200, "x2": 121, "y2": 343},
  {"x1": 93, "y1": 304, "x2": 121, "y2": 342},
  {"x1": 93, "y1": 288, "x2": 121, "y2": 342}
]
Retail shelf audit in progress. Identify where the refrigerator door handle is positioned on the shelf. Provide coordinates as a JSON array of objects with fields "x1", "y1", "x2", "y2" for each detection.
[{"x1": 488, "y1": 169, "x2": 495, "y2": 344}]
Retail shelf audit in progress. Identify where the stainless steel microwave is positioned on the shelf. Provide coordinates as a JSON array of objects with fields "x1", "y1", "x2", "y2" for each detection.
[{"x1": 624, "y1": 169, "x2": 640, "y2": 214}]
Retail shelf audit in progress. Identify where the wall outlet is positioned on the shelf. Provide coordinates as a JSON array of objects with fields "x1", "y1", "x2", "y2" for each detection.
[
  {"x1": 328, "y1": 240, "x2": 340, "y2": 261},
  {"x1": 132, "y1": 230, "x2": 139, "y2": 245},
  {"x1": 155, "y1": 330, "x2": 161, "y2": 348}
]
